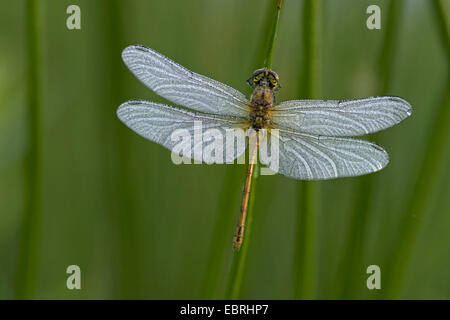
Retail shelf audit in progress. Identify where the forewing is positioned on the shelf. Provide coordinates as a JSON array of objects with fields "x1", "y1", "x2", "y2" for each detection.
[
  {"x1": 117, "y1": 100, "x2": 248, "y2": 163},
  {"x1": 122, "y1": 45, "x2": 250, "y2": 118},
  {"x1": 271, "y1": 96, "x2": 411, "y2": 136},
  {"x1": 264, "y1": 129, "x2": 389, "y2": 180}
]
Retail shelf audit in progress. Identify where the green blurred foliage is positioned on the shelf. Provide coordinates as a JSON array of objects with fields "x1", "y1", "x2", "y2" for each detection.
[{"x1": 0, "y1": 0, "x2": 448, "y2": 299}]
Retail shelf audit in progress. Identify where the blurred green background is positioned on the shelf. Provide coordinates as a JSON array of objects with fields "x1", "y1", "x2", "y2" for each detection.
[{"x1": 0, "y1": 0, "x2": 449, "y2": 299}]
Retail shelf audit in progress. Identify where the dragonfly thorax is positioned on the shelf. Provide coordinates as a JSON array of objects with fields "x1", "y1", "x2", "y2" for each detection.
[
  {"x1": 247, "y1": 69, "x2": 279, "y2": 130},
  {"x1": 249, "y1": 86, "x2": 274, "y2": 130}
]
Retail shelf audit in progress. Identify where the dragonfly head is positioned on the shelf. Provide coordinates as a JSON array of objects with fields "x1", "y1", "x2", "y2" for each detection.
[{"x1": 247, "y1": 68, "x2": 281, "y2": 91}]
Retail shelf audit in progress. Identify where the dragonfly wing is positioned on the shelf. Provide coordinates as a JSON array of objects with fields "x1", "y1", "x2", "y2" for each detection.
[
  {"x1": 122, "y1": 45, "x2": 250, "y2": 118},
  {"x1": 117, "y1": 100, "x2": 248, "y2": 163},
  {"x1": 271, "y1": 96, "x2": 411, "y2": 136},
  {"x1": 264, "y1": 129, "x2": 389, "y2": 180}
]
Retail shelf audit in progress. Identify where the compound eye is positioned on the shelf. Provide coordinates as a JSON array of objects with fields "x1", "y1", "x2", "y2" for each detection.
[
  {"x1": 253, "y1": 74, "x2": 263, "y2": 85},
  {"x1": 269, "y1": 79, "x2": 278, "y2": 89}
]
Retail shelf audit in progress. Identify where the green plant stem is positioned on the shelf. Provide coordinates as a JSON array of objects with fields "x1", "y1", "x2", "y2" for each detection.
[
  {"x1": 15, "y1": 0, "x2": 42, "y2": 299},
  {"x1": 337, "y1": 0, "x2": 404, "y2": 299},
  {"x1": 385, "y1": 86, "x2": 449, "y2": 298},
  {"x1": 382, "y1": 0, "x2": 450, "y2": 298},
  {"x1": 299, "y1": 0, "x2": 322, "y2": 98},
  {"x1": 199, "y1": 165, "x2": 243, "y2": 298},
  {"x1": 431, "y1": 0, "x2": 449, "y2": 59},
  {"x1": 225, "y1": 162, "x2": 259, "y2": 299},
  {"x1": 379, "y1": 0, "x2": 403, "y2": 94},
  {"x1": 99, "y1": 0, "x2": 140, "y2": 298},
  {"x1": 294, "y1": 181, "x2": 320, "y2": 299},
  {"x1": 224, "y1": 0, "x2": 283, "y2": 299},
  {"x1": 265, "y1": 0, "x2": 282, "y2": 69},
  {"x1": 294, "y1": 0, "x2": 322, "y2": 300}
]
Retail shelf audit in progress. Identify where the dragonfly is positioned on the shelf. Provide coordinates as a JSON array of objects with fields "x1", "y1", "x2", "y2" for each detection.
[{"x1": 117, "y1": 45, "x2": 412, "y2": 250}]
